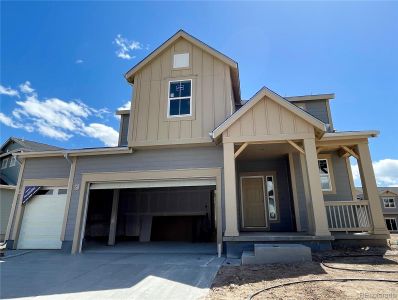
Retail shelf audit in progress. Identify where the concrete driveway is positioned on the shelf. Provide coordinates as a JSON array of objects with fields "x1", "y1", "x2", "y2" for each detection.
[{"x1": 0, "y1": 250, "x2": 224, "y2": 299}]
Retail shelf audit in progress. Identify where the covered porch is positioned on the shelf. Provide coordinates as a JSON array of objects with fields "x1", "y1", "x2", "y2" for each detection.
[
  {"x1": 212, "y1": 88, "x2": 388, "y2": 247},
  {"x1": 222, "y1": 135, "x2": 389, "y2": 242}
]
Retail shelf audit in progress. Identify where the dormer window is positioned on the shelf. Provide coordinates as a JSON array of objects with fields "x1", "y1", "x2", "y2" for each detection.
[
  {"x1": 173, "y1": 53, "x2": 189, "y2": 68},
  {"x1": 168, "y1": 80, "x2": 192, "y2": 117}
]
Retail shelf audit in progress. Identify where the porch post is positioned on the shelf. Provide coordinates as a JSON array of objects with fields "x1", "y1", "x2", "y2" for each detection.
[
  {"x1": 223, "y1": 142, "x2": 239, "y2": 236},
  {"x1": 303, "y1": 138, "x2": 331, "y2": 236},
  {"x1": 356, "y1": 142, "x2": 389, "y2": 234}
]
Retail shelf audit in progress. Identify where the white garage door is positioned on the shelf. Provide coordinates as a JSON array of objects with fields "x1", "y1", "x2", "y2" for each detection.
[{"x1": 18, "y1": 187, "x2": 67, "y2": 249}]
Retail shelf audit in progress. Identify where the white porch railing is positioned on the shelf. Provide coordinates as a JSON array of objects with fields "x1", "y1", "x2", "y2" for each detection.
[{"x1": 324, "y1": 200, "x2": 373, "y2": 232}]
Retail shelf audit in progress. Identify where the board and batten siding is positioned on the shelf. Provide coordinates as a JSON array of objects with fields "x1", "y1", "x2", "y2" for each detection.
[
  {"x1": 224, "y1": 95, "x2": 315, "y2": 140},
  {"x1": 130, "y1": 37, "x2": 234, "y2": 147},
  {"x1": 322, "y1": 152, "x2": 354, "y2": 202},
  {"x1": 292, "y1": 153, "x2": 310, "y2": 231},
  {"x1": 118, "y1": 114, "x2": 130, "y2": 146},
  {"x1": 295, "y1": 100, "x2": 331, "y2": 125},
  {"x1": 64, "y1": 146, "x2": 224, "y2": 240}
]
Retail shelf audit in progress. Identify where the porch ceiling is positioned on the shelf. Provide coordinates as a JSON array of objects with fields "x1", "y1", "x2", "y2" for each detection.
[{"x1": 236, "y1": 143, "x2": 293, "y2": 160}]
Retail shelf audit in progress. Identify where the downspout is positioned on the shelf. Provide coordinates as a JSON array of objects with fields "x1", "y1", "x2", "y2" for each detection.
[{"x1": 64, "y1": 152, "x2": 72, "y2": 164}]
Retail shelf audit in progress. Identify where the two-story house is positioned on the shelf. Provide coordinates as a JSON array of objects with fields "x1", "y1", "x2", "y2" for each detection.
[
  {"x1": 5, "y1": 30, "x2": 389, "y2": 257},
  {"x1": 0, "y1": 137, "x2": 61, "y2": 241},
  {"x1": 357, "y1": 187, "x2": 398, "y2": 233}
]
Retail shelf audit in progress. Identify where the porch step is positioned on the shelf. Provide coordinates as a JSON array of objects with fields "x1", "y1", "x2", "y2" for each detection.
[{"x1": 241, "y1": 243, "x2": 312, "y2": 265}]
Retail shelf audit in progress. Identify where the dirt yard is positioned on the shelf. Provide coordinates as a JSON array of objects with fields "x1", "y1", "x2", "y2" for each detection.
[{"x1": 207, "y1": 242, "x2": 398, "y2": 300}]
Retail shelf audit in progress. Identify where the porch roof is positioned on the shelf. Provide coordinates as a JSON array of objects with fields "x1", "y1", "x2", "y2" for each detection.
[{"x1": 212, "y1": 86, "x2": 327, "y2": 140}]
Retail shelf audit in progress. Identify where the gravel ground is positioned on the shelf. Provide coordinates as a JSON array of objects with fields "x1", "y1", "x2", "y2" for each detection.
[{"x1": 206, "y1": 245, "x2": 398, "y2": 300}]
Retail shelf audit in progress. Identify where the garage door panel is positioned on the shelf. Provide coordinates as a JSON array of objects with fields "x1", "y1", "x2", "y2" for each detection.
[{"x1": 18, "y1": 192, "x2": 67, "y2": 250}]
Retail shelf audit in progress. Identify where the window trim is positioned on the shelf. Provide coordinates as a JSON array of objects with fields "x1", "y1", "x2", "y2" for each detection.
[
  {"x1": 172, "y1": 52, "x2": 190, "y2": 69},
  {"x1": 167, "y1": 79, "x2": 193, "y2": 118},
  {"x1": 317, "y1": 157, "x2": 334, "y2": 193},
  {"x1": 9, "y1": 156, "x2": 17, "y2": 167},
  {"x1": 385, "y1": 217, "x2": 398, "y2": 231},
  {"x1": 382, "y1": 197, "x2": 396, "y2": 208},
  {"x1": 1, "y1": 158, "x2": 9, "y2": 169}
]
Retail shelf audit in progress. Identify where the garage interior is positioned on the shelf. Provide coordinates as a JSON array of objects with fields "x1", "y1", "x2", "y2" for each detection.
[{"x1": 82, "y1": 185, "x2": 217, "y2": 251}]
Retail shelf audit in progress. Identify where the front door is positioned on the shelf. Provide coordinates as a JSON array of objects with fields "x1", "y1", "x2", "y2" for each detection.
[
  {"x1": 240, "y1": 174, "x2": 278, "y2": 230},
  {"x1": 241, "y1": 176, "x2": 268, "y2": 229}
]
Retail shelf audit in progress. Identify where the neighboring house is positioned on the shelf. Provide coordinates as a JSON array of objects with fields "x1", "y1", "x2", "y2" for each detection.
[
  {"x1": 0, "y1": 137, "x2": 62, "y2": 241},
  {"x1": 5, "y1": 30, "x2": 389, "y2": 257},
  {"x1": 357, "y1": 187, "x2": 398, "y2": 233}
]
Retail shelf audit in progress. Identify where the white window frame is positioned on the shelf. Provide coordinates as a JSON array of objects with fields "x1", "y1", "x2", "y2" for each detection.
[
  {"x1": 1, "y1": 158, "x2": 9, "y2": 169},
  {"x1": 173, "y1": 53, "x2": 190, "y2": 69},
  {"x1": 318, "y1": 158, "x2": 333, "y2": 192},
  {"x1": 385, "y1": 217, "x2": 398, "y2": 231},
  {"x1": 9, "y1": 156, "x2": 17, "y2": 167},
  {"x1": 167, "y1": 79, "x2": 192, "y2": 118},
  {"x1": 265, "y1": 175, "x2": 278, "y2": 221},
  {"x1": 383, "y1": 197, "x2": 396, "y2": 208}
]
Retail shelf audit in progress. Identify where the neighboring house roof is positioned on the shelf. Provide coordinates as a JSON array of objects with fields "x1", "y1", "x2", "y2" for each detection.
[
  {"x1": 285, "y1": 94, "x2": 335, "y2": 102},
  {"x1": 0, "y1": 137, "x2": 62, "y2": 154},
  {"x1": 356, "y1": 187, "x2": 398, "y2": 198},
  {"x1": 124, "y1": 29, "x2": 241, "y2": 104},
  {"x1": 212, "y1": 86, "x2": 327, "y2": 139},
  {"x1": 0, "y1": 173, "x2": 14, "y2": 185}
]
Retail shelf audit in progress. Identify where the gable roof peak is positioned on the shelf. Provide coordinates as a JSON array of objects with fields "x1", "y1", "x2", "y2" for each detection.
[
  {"x1": 124, "y1": 29, "x2": 238, "y2": 83},
  {"x1": 212, "y1": 85, "x2": 326, "y2": 139}
]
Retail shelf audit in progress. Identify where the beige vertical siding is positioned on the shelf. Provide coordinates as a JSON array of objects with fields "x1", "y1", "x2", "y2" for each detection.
[
  {"x1": 130, "y1": 37, "x2": 234, "y2": 147},
  {"x1": 225, "y1": 95, "x2": 314, "y2": 140}
]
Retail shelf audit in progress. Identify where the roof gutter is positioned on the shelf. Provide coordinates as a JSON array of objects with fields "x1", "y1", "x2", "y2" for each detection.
[
  {"x1": 15, "y1": 147, "x2": 133, "y2": 158},
  {"x1": 320, "y1": 131, "x2": 379, "y2": 141}
]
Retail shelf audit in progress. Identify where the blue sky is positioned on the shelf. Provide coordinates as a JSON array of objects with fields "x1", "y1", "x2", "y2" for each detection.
[{"x1": 1, "y1": 1, "x2": 397, "y2": 185}]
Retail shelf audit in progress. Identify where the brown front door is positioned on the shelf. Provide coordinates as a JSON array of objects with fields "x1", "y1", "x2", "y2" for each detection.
[{"x1": 241, "y1": 176, "x2": 268, "y2": 229}]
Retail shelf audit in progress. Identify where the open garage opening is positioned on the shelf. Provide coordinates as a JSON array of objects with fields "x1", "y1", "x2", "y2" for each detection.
[{"x1": 82, "y1": 185, "x2": 217, "y2": 252}]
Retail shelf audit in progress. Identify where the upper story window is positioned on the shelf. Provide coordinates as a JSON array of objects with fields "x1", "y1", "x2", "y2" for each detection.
[
  {"x1": 10, "y1": 156, "x2": 17, "y2": 167},
  {"x1": 1, "y1": 158, "x2": 9, "y2": 169},
  {"x1": 318, "y1": 158, "x2": 332, "y2": 191},
  {"x1": 168, "y1": 80, "x2": 192, "y2": 117},
  {"x1": 383, "y1": 197, "x2": 396, "y2": 208},
  {"x1": 173, "y1": 53, "x2": 189, "y2": 69}
]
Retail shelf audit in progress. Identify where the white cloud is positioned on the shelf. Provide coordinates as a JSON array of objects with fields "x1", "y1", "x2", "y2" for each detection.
[
  {"x1": 0, "y1": 85, "x2": 19, "y2": 97},
  {"x1": 0, "y1": 112, "x2": 34, "y2": 132},
  {"x1": 0, "y1": 112, "x2": 20, "y2": 128},
  {"x1": 351, "y1": 158, "x2": 398, "y2": 187},
  {"x1": 19, "y1": 81, "x2": 35, "y2": 94},
  {"x1": 118, "y1": 101, "x2": 131, "y2": 110},
  {"x1": 113, "y1": 34, "x2": 143, "y2": 60},
  {"x1": 83, "y1": 123, "x2": 119, "y2": 146},
  {"x1": 75, "y1": 59, "x2": 84, "y2": 64},
  {"x1": 0, "y1": 81, "x2": 119, "y2": 146}
]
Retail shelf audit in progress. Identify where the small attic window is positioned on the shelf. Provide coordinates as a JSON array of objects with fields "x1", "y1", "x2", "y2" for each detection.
[{"x1": 173, "y1": 53, "x2": 189, "y2": 69}]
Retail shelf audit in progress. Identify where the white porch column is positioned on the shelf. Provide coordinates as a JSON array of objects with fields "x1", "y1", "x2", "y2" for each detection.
[
  {"x1": 223, "y1": 142, "x2": 239, "y2": 236},
  {"x1": 303, "y1": 138, "x2": 331, "y2": 236},
  {"x1": 356, "y1": 142, "x2": 389, "y2": 234}
]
